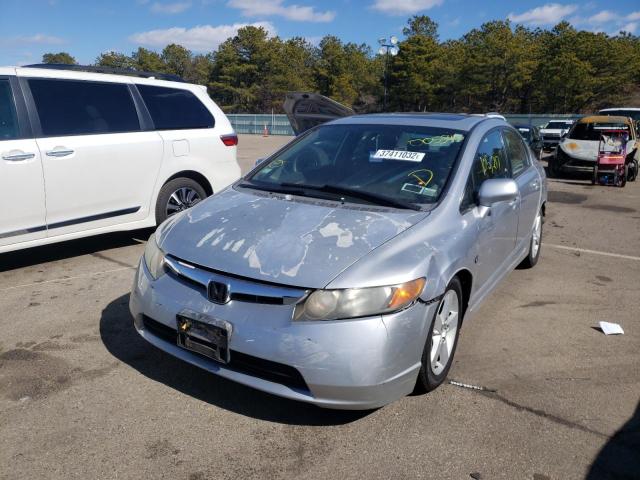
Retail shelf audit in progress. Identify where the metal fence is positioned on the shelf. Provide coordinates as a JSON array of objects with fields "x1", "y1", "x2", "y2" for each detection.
[
  {"x1": 227, "y1": 113, "x2": 585, "y2": 136},
  {"x1": 227, "y1": 114, "x2": 295, "y2": 136}
]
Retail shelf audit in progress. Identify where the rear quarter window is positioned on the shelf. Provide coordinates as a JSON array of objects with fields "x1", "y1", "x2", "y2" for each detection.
[{"x1": 137, "y1": 85, "x2": 214, "y2": 130}]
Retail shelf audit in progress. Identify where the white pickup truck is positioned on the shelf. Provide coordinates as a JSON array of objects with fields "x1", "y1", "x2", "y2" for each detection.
[{"x1": 540, "y1": 120, "x2": 575, "y2": 150}]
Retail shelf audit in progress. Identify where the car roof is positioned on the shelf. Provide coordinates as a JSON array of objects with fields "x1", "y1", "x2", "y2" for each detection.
[
  {"x1": 11, "y1": 65, "x2": 201, "y2": 90},
  {"x1": 579, "y1": 115, "x2": 632, "y2": 124},
  {"x1": 600, "y1": 107, "x2": 640, "y2": 112},
  {"x1": 513, "y1": 124, "x2": 536, "y2": 129},
  {"x1": 327, "y1": 113, "x2": 496, "y2": 132}
]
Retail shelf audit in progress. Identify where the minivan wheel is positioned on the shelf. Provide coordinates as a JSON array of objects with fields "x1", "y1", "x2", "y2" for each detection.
[
  {"x1": 414, "y1": 278, "x2": 463, "y2": 393},
  {"x1": 519, "y1": 209, "x2": 543, "y2": 269},
  {"x1": 156, "y1": 178, "x2": 207, "y2": 224}
]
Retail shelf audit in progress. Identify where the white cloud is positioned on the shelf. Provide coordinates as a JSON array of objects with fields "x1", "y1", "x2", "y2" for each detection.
[
  {"x1": 587, "y1": 10, "x2": 617, "y2": 24},
  {"x1": 371, "y1": 0, "x2": 443, "y2": 15},
  {"x1": 227, "y1": 0, "x2": 335, "y2": 22},
  {"x1": 150, "y1": 1, "x2": 192, "y2": 14},
  {"x1": 617, "y1": 22, "x2": 637, "y2": 34},
  {"x1": 129, "y1": 22, "x2": 276, "y2": 52},
  {"x1": 508, "y1": 3, "x2": 578, "y2": 26},
  {"x1": 627, "y1": 12, "x2": 640, "y2": 21},
  {"x1": 0, "y1": 34, "x2": 65, "y2": 46}
]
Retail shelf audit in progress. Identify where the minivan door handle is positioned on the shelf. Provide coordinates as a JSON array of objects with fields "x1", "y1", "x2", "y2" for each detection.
[
  {"x1": 2, "y1": 151, "x2": 35, "y2": 161},
  {"x1": 531, "y1": 180, "x2": 540, "y2": 190},
  {"x1": 46, "y1": 148, "x2": 74, "y2": 157}
]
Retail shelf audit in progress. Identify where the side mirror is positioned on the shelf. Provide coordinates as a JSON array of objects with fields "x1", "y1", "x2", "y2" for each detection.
[
  {"x1": 478, "y1": 178, "x2": 519, "y2": 207},
  {"x1": 254, "y1": 157, "x2": 267, "y2": 167}
]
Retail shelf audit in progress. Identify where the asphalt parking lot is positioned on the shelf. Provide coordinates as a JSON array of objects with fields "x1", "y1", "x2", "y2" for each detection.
[{"x1": 1, "y1": 135, "x2": 638, "y2": 480}]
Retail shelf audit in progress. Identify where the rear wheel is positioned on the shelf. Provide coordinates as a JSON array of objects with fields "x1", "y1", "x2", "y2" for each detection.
[
  {"x1": 547, "y1": 157, "x2": 559, "y2": 178},
  {"x1": 627, "y1": 160, "x2": 638, "y2": 182},
  {"x1": 519, "y1": 209, "x2": 543, "y2": 269},
  {"x1": 415, "y1": 278, "x2": 463, "y2": 393},
  {"x1": 619, "y1": 165, "x2": 628, "y2": 188},
  {"x1": 155, "y1": 177, "x2": 207, "y2": 224}
]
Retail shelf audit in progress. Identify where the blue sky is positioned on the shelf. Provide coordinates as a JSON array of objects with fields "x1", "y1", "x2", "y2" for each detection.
[{"x1": 1, "y1": 0, "x2": 639, "y2": 65}]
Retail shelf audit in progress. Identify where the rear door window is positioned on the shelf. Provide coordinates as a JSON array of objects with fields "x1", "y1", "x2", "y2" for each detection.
[
  {"x1": 28, "y1": 79, "x2": 140, "y2": 137},
  {"x1": 503, "y1": 129, "x2": 530, "y2": 176},
  {"x1": 0, "y1": 79, "x2": 19, "y2": 140},
  {"x1": 137, "y1": 85, "x2": 214, "y2": 130}
]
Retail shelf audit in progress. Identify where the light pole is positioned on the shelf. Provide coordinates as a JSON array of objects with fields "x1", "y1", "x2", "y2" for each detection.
[{"x1": 378, "y1": 36, "x2": 399, "y2": 111}]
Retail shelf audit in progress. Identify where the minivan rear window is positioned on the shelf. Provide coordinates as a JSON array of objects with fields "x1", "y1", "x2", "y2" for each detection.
[
  {"x1": 137, "y1": 85, "x2": 214, "y2": 130},
  {"x1": 28, "y1": 79, "x2": 140, "y2": 137}
]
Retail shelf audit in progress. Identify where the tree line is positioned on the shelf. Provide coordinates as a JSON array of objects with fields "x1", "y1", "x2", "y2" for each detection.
[{"x1": 42, "y1": 15, "x2": 640, "y2": 114}]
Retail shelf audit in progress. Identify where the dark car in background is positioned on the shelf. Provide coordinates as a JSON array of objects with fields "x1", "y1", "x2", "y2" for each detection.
[{"x1": 514, "y1": 124, "x2": 544, "y2": 159}]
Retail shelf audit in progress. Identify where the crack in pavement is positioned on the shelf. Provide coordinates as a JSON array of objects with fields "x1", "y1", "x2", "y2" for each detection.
[{"x1": 449, "y1": 380, "x2": 609, "y2": 440}]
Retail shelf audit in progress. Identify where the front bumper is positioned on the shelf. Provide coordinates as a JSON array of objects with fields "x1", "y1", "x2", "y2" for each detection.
[
  {"x1": 555, "y1": 149, "x2": 595, "y2": 173},
  {"x1": 129, "y1": 259, "x2": 435, "y2": 410}
]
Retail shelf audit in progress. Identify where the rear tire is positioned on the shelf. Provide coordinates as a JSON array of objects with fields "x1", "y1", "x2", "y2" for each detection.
[
  {"x1": 547, "y1": 157, "x2": 559, "y2": 178},
  {"x1": 519, "y1": 209, "x2": 543, "y2": 269},
  {"x1": 155, "y1": 178, "x2": 207, "y2": 224},
  {"x1": 414, "y1": 278, "x2": 463, "y2": 394}
]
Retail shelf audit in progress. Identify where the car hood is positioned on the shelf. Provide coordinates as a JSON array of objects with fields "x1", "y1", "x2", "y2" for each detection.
[
  {"x1": 559, "y1": 138, "x2": 636, "y2": 161},
  {"x1": 157, "y1": 188, "x2": 428, "y2": 289}
]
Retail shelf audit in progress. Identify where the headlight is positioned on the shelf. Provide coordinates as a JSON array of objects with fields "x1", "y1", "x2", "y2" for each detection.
[
  {"x1": 293, "y1": 278, "x2": 425, "y2": 321},
  {"x1": 143, "y1": 233, "x2": 166, "y2": 280}
]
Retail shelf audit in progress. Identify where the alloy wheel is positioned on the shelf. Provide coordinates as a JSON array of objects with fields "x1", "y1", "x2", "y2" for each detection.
[
  {"x1": 430, "y1": 289, "x2": 460, "y2": 375},
  {"x1": 166, "y1": 187, "x2": 202, "y2": 217},
  {"x1": 531, "y1": 212, "x2": 542, "y2": 258}
]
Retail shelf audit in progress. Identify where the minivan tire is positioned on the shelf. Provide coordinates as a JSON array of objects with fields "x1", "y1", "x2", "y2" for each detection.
[
  {"x1": 156, "y1": 178, "x2": 207, "y2": 224},
  {"x1": 415, "y1": 277, "x2": 463, "y2": 393}
]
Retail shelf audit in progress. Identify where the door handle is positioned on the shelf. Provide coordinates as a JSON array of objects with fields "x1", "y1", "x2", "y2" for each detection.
[
  {"x1": 531, "y1": 180, "x2": 540, "y2": 190},
  {"x1": 46, "y1": 149, "x2": 74, "y2": 157},
  {"x1": 2, "y1": 151, "x2": 35, "y2": 161}
]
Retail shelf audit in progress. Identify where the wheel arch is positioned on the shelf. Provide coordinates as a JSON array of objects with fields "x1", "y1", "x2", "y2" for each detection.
[
  {"x1": 451, "y1": 268, "x2": 473, "y2": 316},
  {"x1": 164, "y1": 170, "x2": 213, "y2": 197}
]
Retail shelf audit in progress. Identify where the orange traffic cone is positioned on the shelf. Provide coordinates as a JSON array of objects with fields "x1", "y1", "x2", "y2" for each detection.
[{"x1": 263, "y1": 124, "x2": 269, "y2": 137}]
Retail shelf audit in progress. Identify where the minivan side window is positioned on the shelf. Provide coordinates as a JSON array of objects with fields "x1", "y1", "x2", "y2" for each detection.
[
  {"x1": 137, "y1": 85, "x2": 214, "y2": 130},
  {"x1": 503, "y1": 129, "x2": 530, "y2": 176},
  {"x1": 28, "y1": 79, "x2": 140, "y2": 137},
  {"x1": 0, "y1": 79, "x2": 19, "y2": 140}
]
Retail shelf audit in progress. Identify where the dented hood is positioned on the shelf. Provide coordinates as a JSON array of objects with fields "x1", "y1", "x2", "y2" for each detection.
[{"x1": 157, "y1": 188, "x2": 428, "y2": 289}]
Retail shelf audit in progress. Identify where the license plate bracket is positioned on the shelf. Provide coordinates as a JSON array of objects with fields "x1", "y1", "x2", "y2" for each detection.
[{"x1": 176, "y1": 309, "x2": 232, "y2": 364}]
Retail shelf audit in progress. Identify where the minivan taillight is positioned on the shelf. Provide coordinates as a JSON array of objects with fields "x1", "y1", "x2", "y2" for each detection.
[{"x1": 220, "y1": 134, "x2": 238, "y2": 146}]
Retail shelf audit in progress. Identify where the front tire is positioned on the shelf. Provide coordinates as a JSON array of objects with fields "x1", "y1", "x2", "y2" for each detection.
[
  {"x1": 519, "y1": 209, "x2": 543, "y2": 268},
  {"x1": 415, "y1": 278, "x2": 463, "y2": 393},
  {"x1": 155, "y1": 178, "x2": 207, "y2": 224}
]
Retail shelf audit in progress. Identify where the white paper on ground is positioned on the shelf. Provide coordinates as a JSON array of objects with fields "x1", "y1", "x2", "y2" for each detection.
[{"x1": 599, "y1": 321, "x2": 624, "y2": 335}]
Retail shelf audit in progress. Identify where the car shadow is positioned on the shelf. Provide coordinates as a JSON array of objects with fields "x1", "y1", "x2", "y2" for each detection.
[
  {"x1": 585, "y1": 399, "x2": 640, "y2": 479},
  {"x1": 99, "y1": 293, "x2": 372, "y2": 426},
  {"x1": 0, "y1": 228, "x2": 154, "y2": 272}
]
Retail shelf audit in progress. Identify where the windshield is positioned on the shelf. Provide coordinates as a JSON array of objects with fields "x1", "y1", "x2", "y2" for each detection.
[
  {"x1": 569, "y1": 122, "x2": 630, "y2": 141},
  {"x1": 600, "y1": 110, "x2": 640, "y2": 121},
  {"x1": 546, "y1": 121, "x2": 572, "y2": 129},
  {"x1": 247, "y1": 124, "x2": 466, "y2": 206}
]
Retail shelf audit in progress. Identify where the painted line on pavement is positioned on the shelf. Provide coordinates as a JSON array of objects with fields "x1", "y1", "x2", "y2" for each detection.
[
  {"x1": 544, "y1": 243, "x2": 640, "y2": 262},
  {"x1": 0, "y1": 266, "x2": 135, "y2": 292}
]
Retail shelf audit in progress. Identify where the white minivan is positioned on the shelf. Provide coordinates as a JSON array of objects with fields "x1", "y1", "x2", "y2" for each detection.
[{"x1": 0, "y1": 64, "x2": 241, "y2": 254}]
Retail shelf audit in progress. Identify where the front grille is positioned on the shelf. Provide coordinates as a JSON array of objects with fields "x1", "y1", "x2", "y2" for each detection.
[{"x1": 142, "y1": 316, "x2": 308, "y2": 391}]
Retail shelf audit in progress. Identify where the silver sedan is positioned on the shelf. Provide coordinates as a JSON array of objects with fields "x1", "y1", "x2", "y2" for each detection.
[{"x1": 130, "y1": 113, "x2": 547, "y2": 410}]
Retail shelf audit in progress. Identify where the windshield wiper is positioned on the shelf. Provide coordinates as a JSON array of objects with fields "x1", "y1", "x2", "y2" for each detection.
[
  {"x1": 237, "y1": 180, "x2": 307, "y2": 196},
  {"x1": 280, "y1": 182, "x2": 422, "y2": 211}
]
